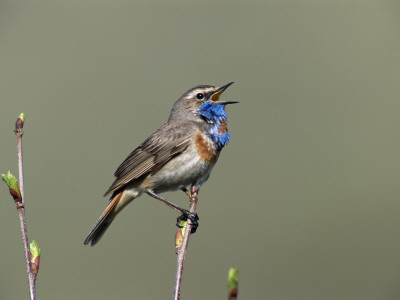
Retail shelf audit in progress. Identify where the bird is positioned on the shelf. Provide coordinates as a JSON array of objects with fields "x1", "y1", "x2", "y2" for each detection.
[{"x1": 84, "y1": 82, "x2": 237, "y2": 246}]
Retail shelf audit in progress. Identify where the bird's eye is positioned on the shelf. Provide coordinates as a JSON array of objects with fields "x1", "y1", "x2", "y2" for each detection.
[{"x1": 196, "y1": 93, "x2": 204, "y2": 100}]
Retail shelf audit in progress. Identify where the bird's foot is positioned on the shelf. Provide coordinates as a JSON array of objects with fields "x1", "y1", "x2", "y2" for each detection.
[{"x1": 176, "y1": 210, "x2": 199, "y2": 234}]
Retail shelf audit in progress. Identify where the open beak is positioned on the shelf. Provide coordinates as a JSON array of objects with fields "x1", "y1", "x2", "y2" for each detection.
[{"x1": 210, "y1": 82, "x2": 238, "y2": 104}]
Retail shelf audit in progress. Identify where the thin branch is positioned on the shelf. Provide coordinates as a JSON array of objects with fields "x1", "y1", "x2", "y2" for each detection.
[
  {"x1": 14, "y1": 113, "x2": 36, "y2": 300},
  {"x1": 15, "y1": 115, "x2": 25, "y2": 204},
  {"x1": 173, "y1": 186, "x2": 199, "y2": 300}
]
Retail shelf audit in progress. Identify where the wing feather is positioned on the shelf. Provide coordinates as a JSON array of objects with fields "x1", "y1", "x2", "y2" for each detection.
[{"x1": 104, "y1": 122, "x2": 194, "y2": 196}]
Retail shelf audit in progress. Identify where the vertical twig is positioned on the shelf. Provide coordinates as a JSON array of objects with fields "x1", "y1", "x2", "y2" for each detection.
[
  {"x1": 14, "y1": 114, "x2": 36, "y2": 300},
  {"x1": 15, "y1": 115, "x2": 25, "y2": 204},
  {"x1": 173, "y1": 186, "x2": 199, "y2": 300}
]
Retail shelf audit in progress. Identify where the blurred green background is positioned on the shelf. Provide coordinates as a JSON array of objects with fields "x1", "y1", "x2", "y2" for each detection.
[{"x1": 1, "y1": 1, "x2": 400, "y2": 299}]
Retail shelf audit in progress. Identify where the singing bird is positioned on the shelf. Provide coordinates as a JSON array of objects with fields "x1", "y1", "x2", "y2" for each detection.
[{"x1": 84, "y1": 82, "x2": 236, "y2": 246}]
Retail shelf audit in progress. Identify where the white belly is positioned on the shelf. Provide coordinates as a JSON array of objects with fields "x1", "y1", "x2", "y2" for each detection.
[{"x1": 149, "y1": 144, "x2": 218, "y2": 193}]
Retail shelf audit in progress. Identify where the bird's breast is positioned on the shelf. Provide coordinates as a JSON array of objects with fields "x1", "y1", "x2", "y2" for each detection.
[
  {"x1": 148, "y1": 130, "x2": 219, "y2": 192},
  {"x1": 194, "y1": 130, "x2": 219, "y2": 163}
]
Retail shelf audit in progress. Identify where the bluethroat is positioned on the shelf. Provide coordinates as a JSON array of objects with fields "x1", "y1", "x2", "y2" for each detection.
[{"x1": 84, "y1": 82, "x2": 237, "y2": 246}]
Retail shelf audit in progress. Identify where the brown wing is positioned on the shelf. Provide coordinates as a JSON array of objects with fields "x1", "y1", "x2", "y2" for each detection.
[{"x1": 104, "y1": 122, "x2": 194, "y2": 196}]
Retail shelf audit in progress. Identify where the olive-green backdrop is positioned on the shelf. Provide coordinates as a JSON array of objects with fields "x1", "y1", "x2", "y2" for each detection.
[{"x1": 1, "y1": 1, "x2": 400, "y2": 299}]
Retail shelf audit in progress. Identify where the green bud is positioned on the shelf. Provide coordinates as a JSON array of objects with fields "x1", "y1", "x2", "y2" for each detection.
[
  {"x1": 228, "y1": 267, "x2": 239, "y2": 295},
  {"x1": 30, "y1": 240, "x2": 41, "y2": 260},
  {"x1": 18, "y1": 113, "x2": 25, "y2": 124},
  {"x1": 2, "y1": 171, "x2": 21, "y2": 203},
  {"x1": 30, "y1": 240, "x2": 41, "y2": 281},
  {"x1": 2, "y1": 171, "x2": 19, "y2": 192},
  {"x1": 15, "y1": 112, "x2": 26, "y2": 131}
]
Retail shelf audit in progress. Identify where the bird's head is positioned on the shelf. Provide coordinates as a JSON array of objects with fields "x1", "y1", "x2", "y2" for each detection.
[{"x1": 169, "y1": 82, "x2": 237, "y2": 122}]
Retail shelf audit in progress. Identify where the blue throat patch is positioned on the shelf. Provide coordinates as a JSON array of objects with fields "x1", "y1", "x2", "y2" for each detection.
[{"x1": 197, "y1": 101, "x2": 231, "y2": 150}]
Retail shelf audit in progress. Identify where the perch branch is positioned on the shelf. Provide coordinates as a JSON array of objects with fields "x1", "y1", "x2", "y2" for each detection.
[{"x1": 173, "y1": 186, "x2": 199, "y2": 300}]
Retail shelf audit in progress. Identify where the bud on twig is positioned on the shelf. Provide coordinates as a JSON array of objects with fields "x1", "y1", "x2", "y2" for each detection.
[
  {"x1": 175, "y1": 220, "x2": 187, "y2": 253},
  {"x1": 15, "y1": 112, "x2": 25, "y2": 132},
  {"x1": 228, "y1": 267, "x2": 239, "y2": 300},
  {"x1": 2, "y1": 171, "x2": 23, "y2": 207},
  {"x1": 29, "y1": 241, "x2": 41, "y2": 281}
]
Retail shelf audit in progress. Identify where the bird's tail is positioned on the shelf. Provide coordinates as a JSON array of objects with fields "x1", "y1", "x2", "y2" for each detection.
[{"x1": 84, "y1": 192, "x2": 124, "y2": 246}]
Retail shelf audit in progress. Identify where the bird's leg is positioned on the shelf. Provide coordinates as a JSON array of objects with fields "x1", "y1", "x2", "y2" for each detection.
[
  {"x1": 177, "y1": 185, "x2": 200, "y2": 233},
  {"x1": 181, "y1": 187, "x2": 191, "y2": 198},
  {"x1": 146, "y1": 189, "x2": 199, "y2": 233},
  {"x1": 146, "y1": 189, "x2": 183, "y2": 213}
]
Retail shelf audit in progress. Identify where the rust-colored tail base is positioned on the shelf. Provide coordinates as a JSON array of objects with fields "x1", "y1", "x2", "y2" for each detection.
[{"x1": 84, "y1": 192, "x2": 122, "y2": 246}]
